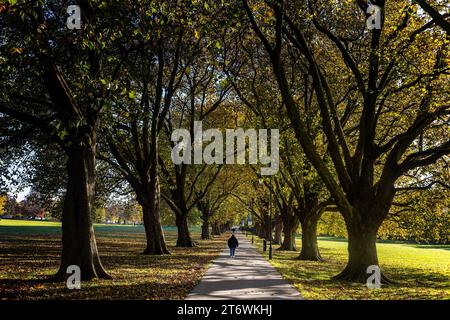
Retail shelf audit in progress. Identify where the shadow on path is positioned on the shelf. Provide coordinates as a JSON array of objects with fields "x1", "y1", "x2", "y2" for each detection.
[{"x1": 186, "y1": 232, "x2": 303, "y2": 300}]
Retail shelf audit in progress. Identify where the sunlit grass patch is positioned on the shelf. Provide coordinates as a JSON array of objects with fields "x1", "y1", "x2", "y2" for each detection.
[{"x1": 248, "y1": 234, "x2": 450, "y2": 300}]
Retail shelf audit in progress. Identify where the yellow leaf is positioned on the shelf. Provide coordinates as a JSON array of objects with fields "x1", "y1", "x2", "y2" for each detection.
[{"x1": 11, "y1": 47, "x2": 23, "y2": 54}]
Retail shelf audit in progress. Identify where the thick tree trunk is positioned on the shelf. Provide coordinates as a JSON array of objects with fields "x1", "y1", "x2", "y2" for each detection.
[
  {"x1": 54, "y1": 144, "x2": 111, "y2": 281},
  {"x1": 331, "y1": 195, "x2": 394, "y2": 283},
  {"x1": 265, "y1": 217, "x2": 272, "y2": 240},
  {"x1": 136, "y1": 146, "x2": 169, "y2": 255},
  {"x1": 211, "y1": 222, "x2": 221, "y2": 235},
  {"x1": 140, "y1": 134, "x2": 169, "y2": 254},
  {"x1": 176, "y1": 213, "x2": 195, "y2": 247},
  {"x1": 282, "y1": 229, "x2": 297, "y2": 251},
  {"x1": 201, "y1": 213, "x2": 211, "y2": 239},
  {"x1": 274, "y1": 216, "x2": 282, "y2": 244},
  {"x1": 201, "y1": 223, "x2": 210, "y2": 239},
  {"x1": 279, "y1": 209, "x2": 299, "y2": 251},
  {"x1": 256, "y1": 224, "x2": 265, "y2": 238},
  {"x1": 334, "y1": 221, "x2": 390, "y2": 283},
  {"x1": 298, "y1": 216, "x2": 322, "y2": 261},
  {"x1": 258, "y1": 217, "x2": 271, "y2": 240},
  {"x1": 254, "y1": 224, "x2": 259, "y2": 236},
  {"x1": 141, "y1": 200, "x2": 169, "y2": 255},
  {"x1": 279, "y1": 220, "x2": 298, "y2": 251}
]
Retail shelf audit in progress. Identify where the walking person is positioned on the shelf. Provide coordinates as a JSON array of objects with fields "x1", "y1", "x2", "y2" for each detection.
[{"x1": 227, "y1": 233, "x2": 239, "y2": 258}]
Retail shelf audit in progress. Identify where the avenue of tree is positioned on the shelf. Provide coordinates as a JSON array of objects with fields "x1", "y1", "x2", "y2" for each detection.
[{"x1": 0, "y1": 0, "x2": 448, "y2": 283}]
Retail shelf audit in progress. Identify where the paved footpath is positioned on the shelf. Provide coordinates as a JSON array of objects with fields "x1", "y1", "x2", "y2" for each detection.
[{"x1": 186, "y1": 232, "x2": 303, "y2": 300}]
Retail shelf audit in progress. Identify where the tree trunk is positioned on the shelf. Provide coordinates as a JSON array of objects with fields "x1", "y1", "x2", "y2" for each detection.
[
  {"x1": 279, "y1": 219, "x2": 298, "y2": 251},
  {"x1": 201, "y1": 223, "x2": 210, "y2": 239},
  {"x1": 260, "y1": 217, "x2": 271, "y2": 240},
  {"x1": 298, "y1": 215, "x2": 322, "y2": 261},
  {"x1": 255, "y1": 224, "x2": 264, "y2": 238},
  {"x1": 274, "y1": 216, "x2": 282, "y2": 244},
  {"x1": 54, "y1": 143, "x2": 111, "y2": 281},
  {"x1": 176, "y1": 213, "x2": 195, "y2": 247},
  {"x1": 201, "y1": 212, "x2": 211, "y2": 239},
  {"x1": 138, "y1": 144, "x2": 170, "y2": 254},
  {"x1": 334, "y1": 221, "x2": 390, "y2": 283},
  {"x1": 211, "y1": 222, "x2": 220, "y2": 235},
  {"x1": 141, "y1": 200, "x2": 170, "y2": 255}
]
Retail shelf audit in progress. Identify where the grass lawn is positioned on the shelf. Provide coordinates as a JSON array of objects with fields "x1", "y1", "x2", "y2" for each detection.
[
  {"x1": 248, "y1": 234, "x2": 450, "y2": 299},
  {"x1": 0, "y1": 219, "x2": 227, "y2": 300}
]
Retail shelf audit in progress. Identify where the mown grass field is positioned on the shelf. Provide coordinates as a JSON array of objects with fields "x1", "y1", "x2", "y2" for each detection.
[
  {"x1": 0, "y1": 219, "x2": 227, "y2": 300},
  {"x1": 248, "y1": 234, "x2": 450, "y2": 300}
]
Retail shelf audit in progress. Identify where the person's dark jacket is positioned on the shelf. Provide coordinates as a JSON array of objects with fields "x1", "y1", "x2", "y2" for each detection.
[{"x1": 228, "y1": 235, "x2": 239, "y2": 248}]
